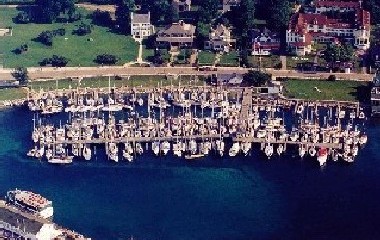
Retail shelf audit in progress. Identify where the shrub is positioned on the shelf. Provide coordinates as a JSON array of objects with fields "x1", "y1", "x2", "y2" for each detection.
[
  {"x1": 73, "y1": 22, "x2": 92, "y2": 36},
  {"x1": 40, "y1": 55, "x2": 69, "y2": 67},
  {"x1": 327, "y1": 74, "x2": 336, "y2": 81},
  {"x1": 95, "y1": 54, "x2": 119, "y2": 65}
]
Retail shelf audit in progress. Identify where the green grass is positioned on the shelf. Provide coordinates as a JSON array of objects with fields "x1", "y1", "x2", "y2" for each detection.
[
  {"x1": 283, "y1": 79, "x2": 369, "y2": 102},
  {"x1": 0, "y1": 87, "x2": 27, "y2": 101},
  {"x1": 0, "y1": 7, "x2": 139, "y2": 68},
  {"x1": 248, "y1": 55, "x2": 281, "y2": 68},
  {"x1": 28, "y1": 75, "x2": 206, "y2": 90},
  {"x1": 198, "y1": 51, "x2": 215, "y2": 65},
  {"x1": 142, "y1": 45, "x2": 154, "y2": 62},
  {"x1": 219, "y1": 51, "x2": 239, "y2": 66}
]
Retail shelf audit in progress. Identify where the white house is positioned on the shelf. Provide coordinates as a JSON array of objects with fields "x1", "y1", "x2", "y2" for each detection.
[
  {"x1": 204, "y1": 24, "x2": 235, "y2": 52},
  {"x1": 130, "y1": 12, "x2": 154, "y2": 39}
]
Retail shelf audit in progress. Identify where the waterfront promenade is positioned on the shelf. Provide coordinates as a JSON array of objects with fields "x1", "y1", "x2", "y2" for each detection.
[{"x1": 0, "y1": 66, "x2": 375, "y2": 81}]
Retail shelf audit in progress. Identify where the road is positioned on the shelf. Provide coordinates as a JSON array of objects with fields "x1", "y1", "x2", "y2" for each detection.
[{"x1": 0, "y1": 67, "x2": 375, "y2": 82}]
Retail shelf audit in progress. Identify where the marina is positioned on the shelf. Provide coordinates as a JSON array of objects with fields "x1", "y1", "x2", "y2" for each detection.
[{"x1": 25, "y1": 80, "x2": 368, "y2": 167}]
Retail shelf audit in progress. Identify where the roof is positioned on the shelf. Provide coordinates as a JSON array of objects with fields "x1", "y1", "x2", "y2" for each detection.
[
  {"x1": 315, "y1": 0, "x2": 360, "y2": 9},
  {"x1": 217, "y1": 73, "x2": 243, "y2": 83},
  {"x1": 0, "y1": 207, "x2": 44, "y2": 235},
  {"x1": 131, "y1": 12, "x2": 150, "y2": 24},
  {"x1": 156, "y1": 21, "x2": 196, "y2": 43},
  {"x1": 158, "y1": 21, "x2": 195, "y2": 35}
]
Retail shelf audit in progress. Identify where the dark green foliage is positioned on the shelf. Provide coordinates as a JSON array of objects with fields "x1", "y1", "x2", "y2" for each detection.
[
  {"x1": 40, "y1": 55, "x2": 69, "y2": 67},
  {"x1": 72, "y1": 22, "x2": 92, "y2": 36},
  {"x1": 141, "y1": 0, "x2": 173, "y2": 25},
  {"x1": 37, "y1": 29, "x2": 66, "y2": 46},
  {"x1": 199, "y1": 0, "x2": 219, "y2": 23},
  {"x1": 327, "y1": 75, "x2": 336, "y2": 81},
  {"x1": 14, "y1": 43, "x2": 28, "y2": 54},
  {"x1": 92, "y1": 9, "x2": 112, "y2": 26},
  {"x1": 243, "y1": 70, "x2": 271, "y2": 87},
  {"x1": 115, "y1": 0, "x2": 134, "y2": 34},
  {"x1": 268, "y1": 0, "x2": 291, "y2": 50},
  {"x1": 13, "y1": 67, "x2": 29, "y2": 84},
  {"x1": 34, "y1": 0, "x2": 75, "y2": 23},
  {"x1": 364, "y1": 0, "x2": 380, "y2": 25},
  {"x1": 323, "y1": 43, "x2": 354, "y2": 63},
  {"x1": 15, "y1": 11, "x2": 30, "y2": 23},
  {"x1": 95, "y1": 54, "x2": 119, "y2": 65}
]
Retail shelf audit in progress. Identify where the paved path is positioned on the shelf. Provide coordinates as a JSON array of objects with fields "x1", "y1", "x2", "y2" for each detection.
[
  {"x1": 0, "y1": 66, "x2": 375, "y2": 82},
  {"x1": 23, "y1": 67, "x2": 374, "y2": 81}
]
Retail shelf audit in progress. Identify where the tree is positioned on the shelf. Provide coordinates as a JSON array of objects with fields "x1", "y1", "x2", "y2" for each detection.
[
  {"x1": 40, "y1": 55, "x2": 69, "y2": 67},
  {"x1": 242, "y1": 70, "x2": 271, "y2": 87},
  {"x1": 199, "y1": 0, "x2": 219, "y2": 23},
  {"x1": 364, "y1": 0, "x2": 380, "y2": 25},
  {"x1": 95, "y1": 54, "x2": 119, "y2": 65},
  {"x1": 13, "y1": 67, "x2": 29, "y2": 84},
  {"x1": 35, "y1": 0, "x2": 75, "y2": 23},
  {"x1": 239, "y1": 0, "x2": 255, "y2": 36},
  {"x1": 115, "y1": 0, "x2": 135, "y2": 34},
  {"x1": 15, "y1": 12, "x2": 30, "y2": 24},
  {"x1": 72, "y1": 22, "x2": 92, "y2": 36},
  {"x1": 323, "y1": 43, "x2": 354, "y2": 64},
  {"x1": 92, "y1": 9, "x2": 112, "y2": 26},
  {"x1": 269, "y1": 0, "x2": 291, "y2": 51}
]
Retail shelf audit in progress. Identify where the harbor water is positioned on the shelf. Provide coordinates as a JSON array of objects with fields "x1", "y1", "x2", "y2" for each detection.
[{"x1": 0, "y1": 107, "x2": 380, "y2": 239}]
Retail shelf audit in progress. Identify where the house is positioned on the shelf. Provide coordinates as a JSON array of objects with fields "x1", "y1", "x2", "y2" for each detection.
[
  {"x1": 212, "y1": 73, "x2": 243, "y2": 86},
  {"x1": 221, "y1": 0, "x2": 241, "y2": 13},
  {"x1": 249, "y1": 29, "x2": 280, "y2": 56},
  {"x1": 314, "y1": 0, "x2": 362, "y2": 13},
  {"x1": 172, "y1": 0, "x2": 191, "y2": 12},
  {"x1": 286, "y1": 7, "x2": 371, "y2": 55},
  {"x1": 204, "y1": 24, "x2": 236, "y2": 52},
  {"x1": 156, "y1": 20, "x2": 196, "y2": 50},
  {"x1": 130, "y1": 12, "x2": 154, "y2": 39},
  {"x1": 371, "y1": 71, "x2": 380, "y2": 116}
]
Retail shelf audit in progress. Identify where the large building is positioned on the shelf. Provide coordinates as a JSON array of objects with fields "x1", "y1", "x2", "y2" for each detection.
[
  {"x1": 314, "y1": 0, "x2": 362, "y2": 13},
  {"x1": 130, "y1": 12, "x2": 154, "y2": 40},
  {"x1": 0, "y1": 204, "x2": 61, "y2": 239},
  {"x1": 156, "y1": 20, "x2": 196, "y2": 49},
  {"x1": 0, "y1": 201, "x2": 88, "y2": 240},
  {"x1": 286, "y1": 3, "x2": 370, "y2": 55}
]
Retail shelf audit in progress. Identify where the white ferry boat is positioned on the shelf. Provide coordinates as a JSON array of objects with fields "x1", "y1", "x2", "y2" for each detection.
[{"x1": 6, "y1": 189, "x2": 54, "y2": 219}]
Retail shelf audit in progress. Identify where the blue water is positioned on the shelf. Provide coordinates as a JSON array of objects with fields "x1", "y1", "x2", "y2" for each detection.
[{"x1": 1, "y1": 107, "x2": 380, "y2": 239}]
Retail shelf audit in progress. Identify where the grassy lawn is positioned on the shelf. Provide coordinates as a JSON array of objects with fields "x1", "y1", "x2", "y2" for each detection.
[
  {"x1": 142, "y1": 45, "x2": 154, "y2": 62},
  {"x1": 283, "y1": 79, "x2": 369, "y2": 102},
  {"x1": 286, "y1": 56, "x2": 314, "y2": 69},
  {"x1": 248, "y1": 55, "x2": 281, "y2": 68},
  {"x1": 219, "y1": 51, "x2": 239, "y2": 67},
  {"x1": 0, "y1": 7, "x2": 138, "y2": 68},
  {"x1": 0, "y1": 87, "x2": 27, "y2": 101},
  {"x1": 28, "y1": 75, "x2": 206, "y2": 90},
  {"x1": 198, "y1": 51, "x2": 215, "y2": 65}
]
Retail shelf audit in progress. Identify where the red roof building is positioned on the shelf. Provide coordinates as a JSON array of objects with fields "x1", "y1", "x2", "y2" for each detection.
[{"x1": 286, "y1": 1, "x2": 370, "y2": 56}]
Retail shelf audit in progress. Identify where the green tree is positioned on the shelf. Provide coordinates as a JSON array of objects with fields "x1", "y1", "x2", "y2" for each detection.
[
  {"x1": 364, "y1": 0, "x2": 380, "y2": 25},
  {"x1": 199, "y1": 0, "x2": 219, "y2": 23},
  {"x1": 115, "y1": 0, "x2": 135, "y2": 34},
  {"x1": 239, "y1": 0, "x2": 255, "y2": 36},
  {"x1": 13, "y1": 67, "x2": 29, "y2": 84},
  {"x1": 269, "y1": 0, "x2": 291, "y2": 51},
  {"x1": 35, "y1": 0, "x2": 75, "y2": 23},
  {"x1": 243, "y1": 70, "x2": 271, "y2": 87}
]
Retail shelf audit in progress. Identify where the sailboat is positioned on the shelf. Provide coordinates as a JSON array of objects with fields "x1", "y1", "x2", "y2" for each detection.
[{"x1": 83, "y1": 144, "x2": 92, "y2": 161}]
